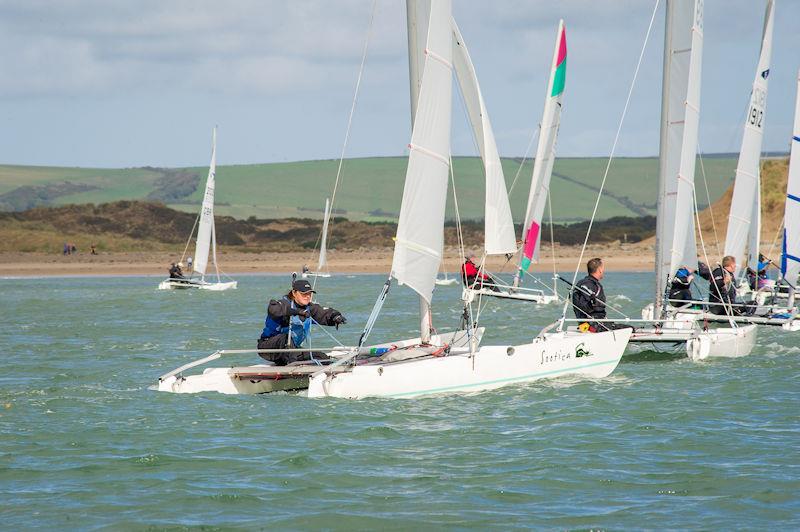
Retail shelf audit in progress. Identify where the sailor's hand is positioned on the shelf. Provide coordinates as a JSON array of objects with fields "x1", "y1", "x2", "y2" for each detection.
[
  {"x1": 291, "y1": 308, "x2": 309, "y2": 318},
  {"x1": 332, "y1": 313, "x2": 347, "y2": 328}
]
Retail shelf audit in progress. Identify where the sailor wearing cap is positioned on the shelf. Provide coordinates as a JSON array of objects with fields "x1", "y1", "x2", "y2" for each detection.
[{"x1": 257, "y1": 278, "x2": 347, "y2": 366}]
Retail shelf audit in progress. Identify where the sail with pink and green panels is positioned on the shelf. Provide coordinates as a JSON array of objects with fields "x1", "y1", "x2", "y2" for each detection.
[{"x1": 520, "y1": 22, "x2": 566, "y2": 274}]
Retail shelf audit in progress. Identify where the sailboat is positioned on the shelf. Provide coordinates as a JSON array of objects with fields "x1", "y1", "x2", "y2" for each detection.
[
  {"x1": 302, "y1": 198, "x2": 332, "y2": 279},
  {"x1": 463, "y1": 21, "x2": 566, "y2": 305},
  {"x1": 307, "y1": 0, "x2": 630, "y2": 399},
  {"x1": 630, "y1": 0, "x2": 757, "y2": 359},
  {"x1": 157, "y1": 127, "x2": 237, "y2": 291},
  {"x1": 780, "y1": 71, "x2": 800, "y2": 307}
]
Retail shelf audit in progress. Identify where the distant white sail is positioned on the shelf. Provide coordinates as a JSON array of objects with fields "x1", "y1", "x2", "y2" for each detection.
[
  {"x1": 724, "y1": 0, "x2": 774, "y2": 276},
  {"x1": 783, "y1": 70, "x2": 800, "y2": 285},
  {"x1": 452, "y1": 19, "x2": 516, "y2": 256},
  {"x1": 193, "y1": 127, "x2": 217, "y2": 276},
  {"x1": 655, "y1": 0, "x2": 704, "y2": 306},
  {"x1": 318, "y1": 197, "x2": 330, "y2": 272},
  {"x1": 392, "y1": 0, "x2": 452, "y2": 305},
  {"x1": 519, "y1": 20, "x2": 567, "y2": 274}
]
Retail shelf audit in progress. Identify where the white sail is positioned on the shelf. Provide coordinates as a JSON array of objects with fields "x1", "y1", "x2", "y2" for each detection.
[
  {"x1": 392, "y1": 0, "x2": 452, "y2": 305},
  {"x1": 655, "y1": 0, "x2": 703, "y2": 306},
  {"x1": 723, "y1": 0, "x2": 774, "y2": 276},
  {"x1": 193, "y1": 127, "x2": 217, "y2": 277},
  {"x1": 452, "y1": 20, "x2": 516, "y2": 256},
  {"x1": 519, "y1": 20, "x2": 567, "y2": 275},
  {"x1": 783, "y1": 70, "x2": 800, "y2": 285},
  {"x1": 406, "y1": 0, "x2": 430, "y2": 123},
  {"x1": 318, "y1": 198, "x2": 330, "y2": 272}
]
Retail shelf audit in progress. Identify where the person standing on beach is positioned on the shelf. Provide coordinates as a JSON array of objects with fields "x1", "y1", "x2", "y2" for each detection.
[{"x1": 257, "y1": 279, "x2": 346, "y2": 366}]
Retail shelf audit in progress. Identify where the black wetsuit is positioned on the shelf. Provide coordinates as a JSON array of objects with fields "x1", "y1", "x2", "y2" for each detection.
[
  {"x1": 707, "y1": 266, "x2": 740, "y2": 315},
  {"x1": 669, "y1": 272, "x2": 693, "y2": 307},
  {"x1": 257, "y1": 296, "x2": 344, "y2": 366},
  {"x1": 168, "y1": 265, "x2": 184, "y2": 279}
]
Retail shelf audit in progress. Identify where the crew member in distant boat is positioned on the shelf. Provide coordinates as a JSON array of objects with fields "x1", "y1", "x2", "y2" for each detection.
[
  {"x1": 461, "y1": 252, "x2": 499, "y2": 291},
  {"x1": 746, "y1": 253, "x2": 772, "y2": 290},
  {"x1": 573, "y1": 257, "x2": 632, "y2": 332},
  {"x1": 707, "y1": 255, "x2": 746, "y2": 315},
  {"x1": 257, "y1": 278, "x2": 347, "y2": 366},
  {"x1": 668, "y1": 266, "x2": 695, "y2": 307},
  {"x1": 168, "y1": 262, "x2": 185, "y2": 279}
]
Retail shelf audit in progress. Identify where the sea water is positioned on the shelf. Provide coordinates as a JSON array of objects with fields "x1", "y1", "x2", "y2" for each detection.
[{"x1": 1, "y1": 272, "x2": 798, "y2": 529}]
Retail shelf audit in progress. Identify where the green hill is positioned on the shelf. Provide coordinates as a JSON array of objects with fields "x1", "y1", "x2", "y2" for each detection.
[{"x1": 0, "y1": 156, "x2": 737, "y2": 222}]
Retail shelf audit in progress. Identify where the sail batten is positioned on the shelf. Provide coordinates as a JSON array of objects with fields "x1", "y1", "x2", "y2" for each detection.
[
  {"x1": 723, "y1": 0, "x2": 774, "y2": 277},
  {"x1": 193, "y1": 127, "x2": 217, "y2": 277}
]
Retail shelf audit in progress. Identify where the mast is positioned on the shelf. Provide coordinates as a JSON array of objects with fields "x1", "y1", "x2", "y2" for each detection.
[
  {"x1": 318, "y1": 198, "x2": 330, "y2": 272},
  {"x1": 654, "y1": 0, "x2": 673, "y2": 308},
  {"x1": 723, "y1": 0, "x2": 774, "y2": 278}
]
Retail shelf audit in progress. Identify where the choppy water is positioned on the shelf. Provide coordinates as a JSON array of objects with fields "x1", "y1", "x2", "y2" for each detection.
[{"x1": 1, "y1": 272, "x2": 798, "y2": 529}]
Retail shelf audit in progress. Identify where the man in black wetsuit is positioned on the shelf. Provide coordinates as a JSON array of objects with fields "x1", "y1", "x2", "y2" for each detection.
[
  {"x1": 572, "y1": 258, "x2": 631, "y2": 332},
  {"x1": 669, "y1": 267, "x2": 695, "y2": 307},
  {"x1": 706, "y1": 255, "x2": 743, "y2": 315},
  {"x1": 257, "y1": 279, "x2": 347, "y2": 366},
  {"x1": 168, "y1": 262, "x2": 185, "y2": 279}
]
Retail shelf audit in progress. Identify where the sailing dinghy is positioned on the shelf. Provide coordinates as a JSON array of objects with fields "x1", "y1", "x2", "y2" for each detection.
[
  {"x1": 628, "y1": 0, "x2": 757, "y2": 359},
  {"x1": 158, "y1": 127, "x2": 237, "y2": 291},
  {"x1": 307, "y1": 0, "x2": 630, "y2": 399}
]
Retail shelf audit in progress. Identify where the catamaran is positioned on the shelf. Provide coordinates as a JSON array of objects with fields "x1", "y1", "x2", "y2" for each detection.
[
  {"x1": 157, "y1": 127, "x2": 237, "y2": 291},
  {"x1": 463, "y1": 21, "x2": 566, "y2": 305},
  {"x1": 627, "y1": 0, "x2": 758, "y2": 359},
  {"x1": 307, "y1": 0, "x2": 630, "y2": 399}
]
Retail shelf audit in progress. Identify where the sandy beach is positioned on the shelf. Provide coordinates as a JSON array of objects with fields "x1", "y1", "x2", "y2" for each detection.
[{"x1": 0, "y1": 242, "x2": 654, "y2": 277}]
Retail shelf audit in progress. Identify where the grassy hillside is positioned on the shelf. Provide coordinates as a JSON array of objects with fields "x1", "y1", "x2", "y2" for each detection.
[
  {"x1": 0, "y1": 200, "x2": 657, "y2": 253},
  {"x1": 0, "y1": 156, "x2": 738, "y2": 223}
]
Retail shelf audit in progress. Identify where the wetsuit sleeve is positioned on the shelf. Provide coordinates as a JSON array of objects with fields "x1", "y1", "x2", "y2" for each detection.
[
  {"x1": 308, "y1": 303, "x2": 343, "y2": 326},
  {"x1": 267, "y1": 299, "x2": 292, "y2": 320},
  {"x1": 572, "y1": 282, "x2": 593, "y2": 320},
  {"x1": 698, "y1": 262, "x2": 711, "y2": 281}
]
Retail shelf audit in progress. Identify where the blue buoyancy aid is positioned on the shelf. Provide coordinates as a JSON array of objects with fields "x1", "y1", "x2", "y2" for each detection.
[{"x1": 261, "y1": 297, "x2": 312, "y2": 347}]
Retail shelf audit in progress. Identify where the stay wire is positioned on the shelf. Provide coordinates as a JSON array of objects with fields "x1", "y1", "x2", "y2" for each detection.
[{"x1": 559, "y1": 0, "x2": 660, "y2": 327}]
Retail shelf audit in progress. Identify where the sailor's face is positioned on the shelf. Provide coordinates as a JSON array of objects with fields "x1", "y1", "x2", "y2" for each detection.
[
  {"x1": 596, "y1": 264, "x2": 604, "y2": 280},
  {"x1": 294, "y1": 290, "x2": 313, "y2": 305}
]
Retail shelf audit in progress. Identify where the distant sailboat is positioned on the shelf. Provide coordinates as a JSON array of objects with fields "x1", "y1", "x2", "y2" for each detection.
[
  {"x1": 303, "y1": 198, "x2": 332, "y2": 279},
  {"x1": 158, "y1": 127, "x2": 237, "y2": 291}
]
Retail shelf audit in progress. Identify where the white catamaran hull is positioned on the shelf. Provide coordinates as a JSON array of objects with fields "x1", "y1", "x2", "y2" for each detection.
[
  {"x1": 156, "y1": 329, "x2": 482, "y2": 395},
  {"x1": 158, "y1": 279, "x2": 238, "y2": 291},
  {"x1": 307, "y1": 329, "x2": 631, "y2": 399},
  {"x1": 462, "y1": 287, "x2": 558, "y2": 304}
]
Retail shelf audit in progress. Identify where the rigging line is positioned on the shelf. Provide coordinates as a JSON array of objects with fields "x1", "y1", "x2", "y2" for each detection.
[
  {"x1": 450, "y1": 155, "x2": 477, "y2": 330},
  {"x1": 559, "y1": 0, "x2": 661, "y2": 325},
  {"x1": 178, "y1": 211, "x2": 201, "y2": 264},
  {"x1": 765, "y1": 218, "x2": 784, "y2": 263},
  {"x1": 508, "y1": 127, "x2": 540, "y2": 196},
  {"x1": 310, "y1": 0, "x2": 378, "y2": 268},
  {"x1": 696, "y1": 148, "x2": 722, "y2": 259}
]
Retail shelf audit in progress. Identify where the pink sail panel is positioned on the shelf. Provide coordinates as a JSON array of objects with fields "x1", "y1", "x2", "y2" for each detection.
[{"x1": 520, "y1": 222, "x2": 541, "y2": 271}]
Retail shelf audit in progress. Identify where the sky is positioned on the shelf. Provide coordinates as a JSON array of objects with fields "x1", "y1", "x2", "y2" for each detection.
[{"x1": 0, "y1": 0, "x2": 798, "y2": 168}]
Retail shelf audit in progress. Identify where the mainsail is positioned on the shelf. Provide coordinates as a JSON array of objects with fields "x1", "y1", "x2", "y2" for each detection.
[
  {"x1": 519, "y1": 20, "x2": 567, "y2": 275},
  {"x1": 782, "y1": 70, "x2": 800, "y2": 286},
  {"x1": 723, "y1": 0, "x2": 774, "y2": 276},
  {"x1": 392, "y1": 0, "x2": 453, "y2": 305},
  {"x1": 452, "y1": 20, "x2": 516, "y2": 256},
  {"x1": 193, "y1": 127, "x2": 217, "y2": 277},
  {"x1": 318, "y1": 198, "x2": 331, "y2": 272},
  {"x1": 654, "y1": 0, "x2": 704, "y2": 308}
]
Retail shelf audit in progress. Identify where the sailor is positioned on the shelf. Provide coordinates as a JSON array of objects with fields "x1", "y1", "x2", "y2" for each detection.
[
  {"x1": 746, "y1": 253, "x2": 771, "y2": 290},
  {"x1": 707, "y1": 255, "x2": 743, "y2": 315},
  {"x1": 572, "y1": 257, "x2": 632, "y2": 332},
  {"x1": 168, "y1": 262, "x2": 185, "y2": 279},
  {"x1": 461, "y1": 252, "x2": 499, "y2": 291},
  {"x1": 668, "y1": 267, "x2": 695, "y2": 307},
  {"x1": 257, "y1": 279, "x2": 347, "y2": 366}
]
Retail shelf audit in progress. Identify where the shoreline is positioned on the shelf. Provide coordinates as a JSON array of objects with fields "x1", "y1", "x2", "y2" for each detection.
[{"x1": 0, "y1": 244, "x2": 654, "y2": 277}]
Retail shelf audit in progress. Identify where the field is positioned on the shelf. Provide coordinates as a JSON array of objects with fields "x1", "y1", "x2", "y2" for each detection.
[{"x1": 0, "y1": 156, "x2": 738, "y2": 222}]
